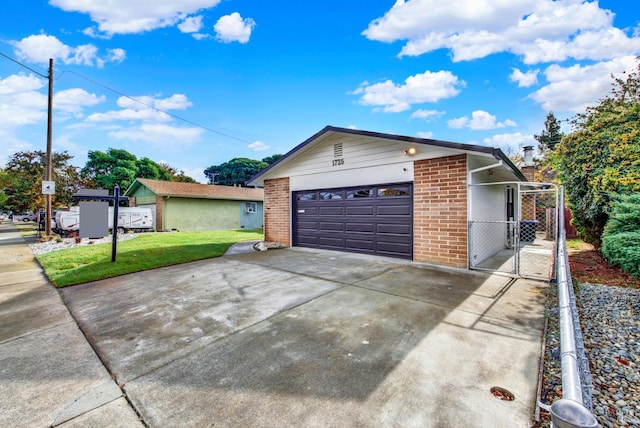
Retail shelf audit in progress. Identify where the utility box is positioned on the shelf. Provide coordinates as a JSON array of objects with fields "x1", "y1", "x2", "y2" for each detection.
[{"x1": 79, "y1": 201, "x2": 108, "y2": 239}]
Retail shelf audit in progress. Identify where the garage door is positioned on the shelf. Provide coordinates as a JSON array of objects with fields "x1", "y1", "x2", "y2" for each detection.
[{"x1": 293, "y1": 183, "x2": 413, "y2": 259}]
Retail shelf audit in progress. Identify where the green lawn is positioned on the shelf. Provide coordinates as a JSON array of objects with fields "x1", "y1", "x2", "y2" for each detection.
[{"x1": 37, "y1": 229, "x2": 263, "y2": 288}]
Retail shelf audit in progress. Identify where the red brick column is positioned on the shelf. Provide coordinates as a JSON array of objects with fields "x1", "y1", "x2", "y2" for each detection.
[
  {"x1": 413, "y1": 155, "x2": 468, "y2": 268},
  {"x1": 264, "y1": 177, "x2": 290, "y2": 245}
]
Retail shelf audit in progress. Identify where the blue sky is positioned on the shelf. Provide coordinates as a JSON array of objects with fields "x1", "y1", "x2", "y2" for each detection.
[{"x1": 1, "y1": 1, "x2": 639, "y2": 183}]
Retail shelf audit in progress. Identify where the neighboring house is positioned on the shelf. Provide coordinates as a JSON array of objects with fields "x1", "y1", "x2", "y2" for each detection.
[
  {"x1": 247, "y1": 125, "x2": 529, "y2": 269},
  {"x1": 124, "y1": 179, "x2": 264, "y2": 232}
]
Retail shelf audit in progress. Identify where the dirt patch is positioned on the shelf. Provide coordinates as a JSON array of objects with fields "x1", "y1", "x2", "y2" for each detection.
[{"x1": 568, "y1": 241, "x2": 640, "y2": 288}]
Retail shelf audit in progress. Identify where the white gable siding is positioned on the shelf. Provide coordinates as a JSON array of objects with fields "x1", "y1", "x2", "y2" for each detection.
[{"x1": 270, "y1": 133, "x2": 461, "y2": 191}]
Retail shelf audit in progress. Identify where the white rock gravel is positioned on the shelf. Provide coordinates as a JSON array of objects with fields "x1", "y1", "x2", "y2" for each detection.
[
  {"x1": 536, "y1": 283, "x2": 640, "y2": 428},
  {"x1": 29, "y1": 234, "x2": 140, "y2": 256}
]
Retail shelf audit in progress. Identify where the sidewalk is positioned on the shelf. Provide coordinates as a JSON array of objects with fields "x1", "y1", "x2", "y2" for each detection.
[{"x1": 0, "y1": 221, "x2": 142, "y2": 427}]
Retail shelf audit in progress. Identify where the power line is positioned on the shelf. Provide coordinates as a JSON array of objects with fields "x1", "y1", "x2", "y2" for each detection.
[
  {"x1": 1, "y1": 51, "x2": 254, "y2": 145},
  {"x1": 0, "y1": 51, "x2": 48, "y2": 78},
  {"x1": 62, "y1": 70, "x2": 253, "y2": 144}
]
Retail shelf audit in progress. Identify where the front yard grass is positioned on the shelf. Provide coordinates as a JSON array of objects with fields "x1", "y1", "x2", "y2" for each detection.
[{"x1": 37, "y1": 229, "x2": 263, "y2": 288}]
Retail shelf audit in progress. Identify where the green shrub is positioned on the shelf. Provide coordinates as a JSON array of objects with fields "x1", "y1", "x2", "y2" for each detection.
[
  {"x1": 601, "y1": 231, "x2": 640, "y2": 279},
  {"x1": 601, "y1": 193, "x2": 640, "y2": 279}
]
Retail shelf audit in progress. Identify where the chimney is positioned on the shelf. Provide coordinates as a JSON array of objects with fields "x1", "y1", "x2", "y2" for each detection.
[
  {"x1": 521, "y1": 146, "x2": 535, "y2": 181},
  {"x1": 523, "y1": 146, "x2": 534, "y2": 166}
]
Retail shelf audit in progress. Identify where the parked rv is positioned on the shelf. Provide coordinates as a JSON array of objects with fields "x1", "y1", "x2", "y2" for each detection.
[{"x1": 54, "y1": 206, "x2": 153, "y2": 236}]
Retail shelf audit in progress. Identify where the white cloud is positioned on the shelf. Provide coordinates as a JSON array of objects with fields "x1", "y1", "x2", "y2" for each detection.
[
  {"x1": 54, "y1": 88, "x2": 106, "y2": 116},
  {"x1": 0, "y1": 73, "x2": 44, "y2": 95},
  {"x1": 86, "y1": 108, "x2": 172, "y2": 123},
  {"x1": 179, "y1": 15, "x2": 204, "y2": 33},
  {"x1": 115, "y1": 94, "x2": 193, "y2": 112},
  {"x1": 12, "y1": 34, "x2": 125, "y2": 68},
  {"x1": 416, "y1": 131, "x2": 434, "y2": 139},
  {"x1": 510, "y1": 68, "x2": 539, "y2": 87},
  {"x1": 363, "y1": 0, "x2": 640, "y2": 64},
  {"x1": 410, "y1": 109, "x2": 445, "y2": 121},
  {"x1": 448, "y1": 110, "x2": 516, "y2": 130},
  {"x1": 155, "y1": 94, "x2": 193, "y2": 111},
  {"x1": 214, "y1": 12, "x2": 255, "y2": 44},
  {"x1": 109, "y1": 123, "x2": 202, "y2": 145},
  {"x1": 530, "y1": 55, "x2": 638, "y2": 113},
  {"x1": 50, "y1": 0, "x2": 222, "y2": 36},
  {"x1": 248, "y1": 141, "x2": 271, "y2": 151},
  {"x1": 483, "y1": 132, "x2": 536, "y2": 156},
  {"x1": 0, "y1": 74, "x2": 47, "y2": 128},
  {"x1": 352, "y1": 70, "x2": 465, "y2": 112},
  {"x1": 87, "y1": 94, "x2": 192, "y2": 124}
]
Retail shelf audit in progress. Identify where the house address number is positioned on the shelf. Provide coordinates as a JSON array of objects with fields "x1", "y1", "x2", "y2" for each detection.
[{"x1": 332, "y1": 158, "x2": 344, "y2": 166}]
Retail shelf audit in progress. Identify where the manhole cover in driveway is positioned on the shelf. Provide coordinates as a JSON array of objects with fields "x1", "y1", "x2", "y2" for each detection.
[{"x1": 490, "y1": 386, "x2": 515, "y2": 401}]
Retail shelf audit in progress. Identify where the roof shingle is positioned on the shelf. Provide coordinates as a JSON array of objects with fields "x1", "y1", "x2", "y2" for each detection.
[{"x1": 130, "y1": 179, "x2": 263, "y2": 201}]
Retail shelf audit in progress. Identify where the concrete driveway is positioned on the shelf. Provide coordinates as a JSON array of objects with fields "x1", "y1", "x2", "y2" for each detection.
[{"x1": 60, "y1": 247, "x2": 547, "y2": 427}]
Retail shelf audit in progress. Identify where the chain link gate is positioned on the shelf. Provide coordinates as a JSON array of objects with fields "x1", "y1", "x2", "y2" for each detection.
[{"x1": 469, "y1": 183, "x2": 558, "y2": 280}]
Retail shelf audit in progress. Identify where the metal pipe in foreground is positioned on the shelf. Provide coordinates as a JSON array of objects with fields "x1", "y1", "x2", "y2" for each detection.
[{"x1": 551, "y1": 187, "x2": 597, "y2": 428}]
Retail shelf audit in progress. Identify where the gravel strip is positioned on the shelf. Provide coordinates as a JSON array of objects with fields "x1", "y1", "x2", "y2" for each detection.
[
  {"x1": 579, "y1": 284, "x2": 640, "y2": 428},
  {"x1": 536, "y1": 283, "x2": 640, "y2": 427},
  {"x1": 29, "y1": 234, "x2": 139, "y2": 255}
]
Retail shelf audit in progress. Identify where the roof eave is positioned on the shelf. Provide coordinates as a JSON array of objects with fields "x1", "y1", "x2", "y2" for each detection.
[{"x1": 246, "y1": 125, "x2": 529, "y2": 185}]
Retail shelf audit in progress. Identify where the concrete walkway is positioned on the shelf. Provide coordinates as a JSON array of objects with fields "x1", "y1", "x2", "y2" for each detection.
[
  {"x1": 0, "y1": 221, "x2": 549, "y2": 427},
  {"x1": 0, "y1": 221, "x2": 142, "y2": 427}
]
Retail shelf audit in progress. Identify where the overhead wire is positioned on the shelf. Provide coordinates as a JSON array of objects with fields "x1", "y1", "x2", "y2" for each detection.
[
  {"x1": 1, "y1": 51, "x2": 253, "y2": 145},
  {"x1": 62, "y1": 70, "x2": 253, "y2": 144}
]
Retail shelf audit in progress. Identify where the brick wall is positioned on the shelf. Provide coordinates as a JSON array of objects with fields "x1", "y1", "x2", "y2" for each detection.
[
  {"x1": 264, "y1": 177, "x2": 290, "y2": 246},
  {"x1": 520, "y1": 165, "x2": 537, "y2": 220},
  {"x1": 521, "y1": 165, "x2": 535, "y2": 181},
  {"x1": 413, "y1": 155, "x2": 468, "y2": 268}
]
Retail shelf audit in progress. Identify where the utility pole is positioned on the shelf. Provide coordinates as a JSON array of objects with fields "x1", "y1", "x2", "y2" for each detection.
[{"x1": 45, "y1": 58, "x2": 53, "y2": 236}]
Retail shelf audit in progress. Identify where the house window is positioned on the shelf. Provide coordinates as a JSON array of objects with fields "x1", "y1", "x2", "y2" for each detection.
[
  {"x1": 346, "y1": 189, "x2": 373, "y2": 198},
  {"x1": 319, "y1": 191, "x2": 342, "y2": 200},
  {"x1": 297, "y1": 192, "x2": 317, "y2": 201},
  {"x1": 245, "y1": 202, "x2": 257, "y2": 214},
  {"x1": 377, "y1": 186, "x2": 411, "y2": 197}
]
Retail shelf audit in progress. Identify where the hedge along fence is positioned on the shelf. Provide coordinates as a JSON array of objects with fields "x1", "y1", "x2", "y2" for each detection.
[{"x1": 601, "y1": 193, "x2": 640, "y2": 279}]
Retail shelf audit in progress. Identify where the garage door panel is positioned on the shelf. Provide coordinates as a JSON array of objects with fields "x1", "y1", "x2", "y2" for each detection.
[
  {"x1": 345, "y1": 206, "x2": 374, "y2": 216},
  {"x1": 377, "y1": 204, "x2": 411, "y2": 216},
  {"x1": 345, "y1": 239, "x2": 375, "y2": 252},
  {"x1": 296, "y1": 207, "x2": 317, "y2": 216},
  {"x1": 318, "y1": 236, "x2": 344, "y2": 248},
  {"x1": 294, "y1": 183, "x2": 413, "y2": 259},
  {"x1": 297, "y1": 221, "x2": 318, "y2": 231},
  {"x1": 297, "y1": 236, "x2": 318, "y2": 245},
  {"x1": 319, "y1": 222, "x2": 343, "y2": 232},
  {"x1": 319, "y1": 206, "x2": 343, "y2": 216},
  {"x1": 377, "y1": 224, "x2": 411, "y2": 235},
  {"x1": 346, "y1": 223, "x2": 374, "y2": 233}
]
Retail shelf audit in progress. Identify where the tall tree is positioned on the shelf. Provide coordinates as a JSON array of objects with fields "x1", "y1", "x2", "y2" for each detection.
[
  {"x1": 82, "y1": 148, "x2": 137, "y2": 190},
  {"x1": 204, "y1": 158, "x2": 268, "y2": 186},
  {"x1": 3, "y1": 151, "x2": 89, "y2": 212},
  {"x1": 557, "y1": 61, "x2": 640, "y2": 248},
  {"x1": 534, "y1": 112, "x2": 564, "y2": 154},
  {"x1": 82, "y1": 148, "x2": 196, "y2": 190},
  {"x1": 262, "y1": 154, "x2": 283, "y2": 165},
  {"x1": 0, "y1": 170, "x2": 10, "y2": 210},
  {"x1": 533, "y1": 112, "x2": 565, "y2": 184},
  {"x1": 157, "y1": 163, "x2": 197, "y2": 183}
]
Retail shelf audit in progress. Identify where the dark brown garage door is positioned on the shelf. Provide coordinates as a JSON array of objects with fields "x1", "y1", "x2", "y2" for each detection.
[{"x1": 293, "y1": 183, "x2": 413, "y2": 259}]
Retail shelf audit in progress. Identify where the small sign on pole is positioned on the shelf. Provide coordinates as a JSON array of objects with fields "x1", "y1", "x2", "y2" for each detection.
[{"x1": 42, "y1": 181, "x2": 55, "y2": 195}]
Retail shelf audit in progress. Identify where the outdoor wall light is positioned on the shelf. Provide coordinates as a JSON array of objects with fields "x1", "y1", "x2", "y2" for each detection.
[{"x1": 404, "y1": 147, "x2": 417, "y2": 156}]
